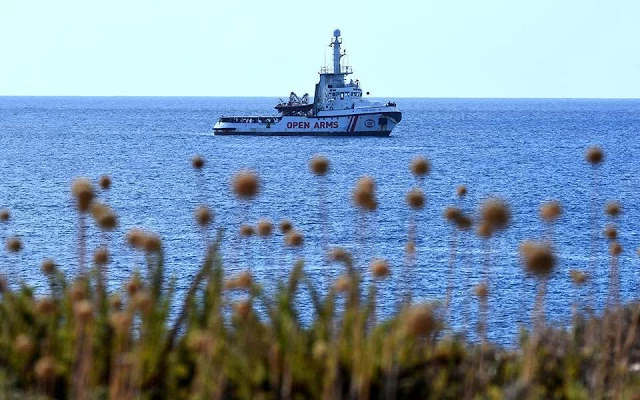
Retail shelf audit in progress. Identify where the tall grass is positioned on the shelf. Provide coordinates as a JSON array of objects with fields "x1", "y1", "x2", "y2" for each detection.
[{"x1": 1, "y1": 148, "x2": 640, "y2": 399}]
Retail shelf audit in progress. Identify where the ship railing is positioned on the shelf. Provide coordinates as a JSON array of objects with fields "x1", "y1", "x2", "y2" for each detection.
[
  {"x1": 319, "y1": 66, "x2": 353, "y2": 75},
  {"x1": 219, "y1": 116, "x2": 282, "y2": 124}
]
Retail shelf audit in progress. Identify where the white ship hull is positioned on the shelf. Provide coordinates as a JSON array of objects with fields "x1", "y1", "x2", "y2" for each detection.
[{"x1": 213, "y1": 106, "x2": 402, "y2": 137}]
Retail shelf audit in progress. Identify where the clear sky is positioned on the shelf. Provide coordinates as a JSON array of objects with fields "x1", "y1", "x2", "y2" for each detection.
[{"x1": 1, "y1": 0, "x2": 638, "y2": 98}]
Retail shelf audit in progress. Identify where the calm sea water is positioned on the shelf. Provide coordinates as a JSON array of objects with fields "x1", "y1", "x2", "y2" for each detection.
[{"x1": 1, "y1": 96, "x2": 640, "y2": 345}]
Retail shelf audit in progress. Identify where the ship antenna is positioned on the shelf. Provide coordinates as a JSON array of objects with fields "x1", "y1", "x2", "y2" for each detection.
[{"x1": 331, "y1": 29, "x2": 342, "y2": 74}]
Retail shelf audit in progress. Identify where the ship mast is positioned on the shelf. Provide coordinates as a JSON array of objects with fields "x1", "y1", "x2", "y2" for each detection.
[{"x1": 331, "y1": 29, "x2": 343, "y2": 74}]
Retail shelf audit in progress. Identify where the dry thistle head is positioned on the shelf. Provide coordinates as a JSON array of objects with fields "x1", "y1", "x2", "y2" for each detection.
[
  {"x1": 570, "y1": 269, "x2": 587, "y2": 285},
  {"x1": 93, "y1": 247, "x2": 109, "y2": 265},
  {"x1": 132, "y1": 291, "x2": 153, "y2": 314},
  {"x1": 0, "y1": 209, "x2": 9, "y2": 222},
  {"x1": 109, "y1": 312, "x2": 132, "y2": 335},
  {"x1": 68, "y1": 281, "x2": 87, "y2": 303},
  {"x1": 257, "y1": 219, "x2": 273, "y2": 237},
  {"x1": 232, "y1": 170, "x2": 260, "y2": 200},
  {"x1": 444, "y1": 206, "x2": 462, "y2": 223},
  {"x1": 90, "y1": 202, "x2": 118, "y2": 231},
  {"x1": 604, "y1": 224, "x2": 617, "y2": 240},
  {"x1": 456, "y1": 215, "x2": 473, "y2": 231},
  {"x1": 605, "y1": 201, "x2": 621, "y2": 218},
  {"x1": 286, "y1": 230, "x2": 304, "y2": 247},
  {"x1": 476, "y1": 221, "x2": 493, "y2": 239},
  {"x1": 74, "y1": 300, "x2": 94, "y2": 324},
  {"x1": 126, "y1": 276, "x2": 142, "y2": 296},
  {"x1": 195, "y1": 205, "x2": 213, "y2": 227},
  {"x1": 34, "y1": 356, "x2": 56, "y2": 381},
  {"x1": 540, "y1": 201, "x2": 562, "y2": 222},
  {"x1": 15, "y1": 334, "x2": 35, "y2": 355},
  {"x1": 474, "y1": 282, "x2": 489, "y2": 299},
  {"x1": 334, "y1": 275, "x2": 353, "y2": 292},
  {"x1": 98, "y1": 175, "x2": 111, "y2": 190},
  {"x1": 610, "y1": 241, "x2": 622, "y2": 256},
  {"x1": 41, "y1": 258, "x2": 56, "y2": 274},
  {"x1": 6, "y1": 237, "x2": 22, "y2": 253},
  {"x1": 520, "y1": 240, "x2": 556, "y2": 276},
  {"x1": 585, "y1": 146, "x2": 604, "y2": 165},
  {"x1": 234, "y1": 300, "x2": 252, "y2": 319},
  {"x1": 126, "y1": 228, "x2": 146, "y2": 249},
  {"x1": 240, "y1": 224, "x2": 254, "y2": 237},
  {"x1": 353, "y1": 176, "x2": 377, "y2": 211},
  {"x1": 109, "y1": 295, "x2": 123, "y2": 310},
  {"x1": 191, "y1": 155, "x2": 205, "y2": 170},
  {"x1": 309, "y1": 154, "x2": 330, "y2": 176},
  {"x1": 144, "y1": 234, "x2": 162, "y2": 253},
  {"x1": 35, "y1": 297, "x2": 56, "y2": 316},
  {"x1": 404, "y1": 304, "x2": 435, "y2": 337},
  {"x1": 370, "y1": 259, "x2": 390, "y2": 278},
  {"x1": 328, "y1": 247, "x2": 352, "y2": 263},
  {"x1": 480, "y1": 197, "x2": 510, "y2": 232},
  {"x1": 279, "y1": 219, "x2": 293, "y2": 234},
  {"x1": 410, "y1": 156, "x2": 431, "y2": 177},
  {"x1": 71, "y1": 178, "x2": 94, "y2": 212},
  {"x1": 456, "y1": 185, "x2": 467, "y2": 197},
  {"x1": 406, "y1": 188, "x2": 425, "y2": 210},
  {"x1": 226, "y1": 271, "x2": 253, "y2": 290}
]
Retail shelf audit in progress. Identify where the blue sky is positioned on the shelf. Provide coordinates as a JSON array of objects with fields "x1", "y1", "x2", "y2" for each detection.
[{"x1": 1, "y1": 0, "x2": 638, "y2": 97}]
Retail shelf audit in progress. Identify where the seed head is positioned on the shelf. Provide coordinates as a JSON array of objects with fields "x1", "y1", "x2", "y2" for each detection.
[
  {"x1": 225, "y1": 271, "x2": 253, "y2": 290},
  {"x1": 334, "y1": 275, "x2": 353, "y2": 292},
  {"x1": 370, "y1": 259, "x2": 390, "y2": 278},
  {"x1": 328, "y1": 247, "x2": 352, "y2": 263},
  {"x1": 132, "y1": 291, "x2": 153, "y2": 314},
  {"x1": 6, "y1": 237, "x2": 22, "y2": 253},
  {"x1": 540, "y1": 201, "x2": 561, "y2": 222},
  {"x1": 40, "y1": 257, "x2": 56, "y2": 275},
  {"x1": 191, "y1": 155, "x2": 205, "y2": 170},
  {"x1": 455, "y1": 215, "x2": 473, "y2": 231},
  {"x1": 404, "y1": 304, "x2": 435, "y2": 337},
  {"x1": 444, "y1": 206, "x2": 462, "y2": 223},
  {"x1": 474, "y1": 282, "x2": 489, "y2": 299},
  {"x1": 570, "y1": 269, "x2": 587, "y2": 285},
  {"x1": 34, "y1": 356, "x2": 56, "y2": 380},
  {"x1": 90, "y1": 202, "x2": 118, "y2": 231},
  {"x1": 481, "y1": 198, "x2": 510, "y2": 231},
  {"x1": 234, "y1": 300, "x2": 252, "y2": 319},
  {"x1": 109, "y1": 312, "x2": 132, "y2": 335},
  {"x1": 93, "y1": 247, "x2": 109, "y2": 265},
  {"x1": 68, "y1": 281, "x2": 87, "y2": 302},
  {"x1": 285, "y1": 229, "x2": 304, "y2": 247},
  {"x1": 0, "y1": 209, "x2": 9, "y2": 222},
  {"x1": 605, "y1": 201, "x2": 621, "y2": 218},
  {"x1": 71, "y1": 178, "x2": 94, "y2": 212},
  {"x1": 239, "y1": 224, "x2": 254, "y2": 237},
  {"x1": 310, "y1": 155, "x2": 330, "y2": 176},
  {"x1": 195, "y1": 205, "x2": 213, "y2": 227},
  {"x1": 143, "y1": 234, "x2": 162, "y2": 253},
  {"x1": 35, "y1": 297, "x2": 56, "y2": 316},
  {"x1": 604, "y1": 224, "x2": 617, "y2": 240},
  {"x1": 74, "y1": 300, "x2": 94, "y2": 323},
  {"x1": 279, "y1": 219, "x2": 293, "y2": 234},
  {"x1": 610, "y1": 242, "x2": 622, "y2": 256},
  {"x1": 126, "y1": 276, "x2": 142, "y2": 296},
  {"x1": 586, "y1": 146, "x2": 604, "y2": 165},
  {"x1": 520, "y1": 240, "x2": 556, "y2": 276},
  {"x1": 15, "y1": 334, "x2": 34, "y2": 354},
  {"x1": 257, "y1": 219, "x2": 273, "y2": 237},
  {"x1": 406, "y1": 188, "x2": 425, "y2": 210},
  {"x1": 353, "y1": 176, "x2": 377, "y2": 211},
  {"x1": 109, "y1": 295, "x2": 123, "y2": 310},
  {"x1": 126, "y1": 228, "x2": 146, "y2": 249},
  {"x1": 456, "y1": 185, "x2": 467, "y2": 197},
  {"x1": 232, "y1": 170, "x2": 260, "y2": 200},
  {"x1": 410, "y1": 156, "x2": 431, "y2": 177},
  {"x1": 98, "y1": 175, "x2": 112, "y2": 190},
  {"x1": 476, "y1": 221, "x2": 493, "y2": 239}
]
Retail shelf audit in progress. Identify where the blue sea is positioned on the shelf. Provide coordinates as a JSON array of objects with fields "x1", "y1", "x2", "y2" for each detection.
[{"x1": 1, "y1": 96, "x2": 640, "y2": 345}]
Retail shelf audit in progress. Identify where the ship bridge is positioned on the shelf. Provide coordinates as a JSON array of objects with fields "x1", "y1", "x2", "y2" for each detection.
[{"x1": 313, "y1": 29, "x2": 365, "y2": 112}]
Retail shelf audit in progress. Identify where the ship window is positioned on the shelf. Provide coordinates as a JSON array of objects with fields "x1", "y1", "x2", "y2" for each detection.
[{"x1": 340, "y1": 93, "x2": 344, "y2": 100}]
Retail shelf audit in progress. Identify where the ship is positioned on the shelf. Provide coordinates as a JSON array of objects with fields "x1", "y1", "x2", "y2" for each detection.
[{"x1": 213, "y1": 29, "x2": 402, "y2": 136}]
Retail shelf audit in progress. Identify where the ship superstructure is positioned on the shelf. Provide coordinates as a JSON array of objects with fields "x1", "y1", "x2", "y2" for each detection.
[{"x1": 213, "y1": 29, "x2": 402, "y2": 136}]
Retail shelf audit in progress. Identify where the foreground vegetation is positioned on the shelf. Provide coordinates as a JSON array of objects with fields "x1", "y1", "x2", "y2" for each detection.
[{"x1": 1, "y1": 148, "x2": 639, "y2": 399}]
